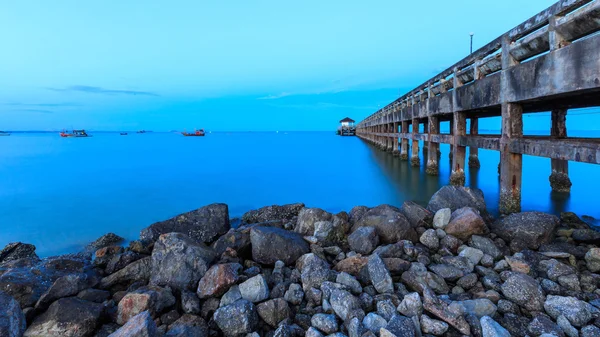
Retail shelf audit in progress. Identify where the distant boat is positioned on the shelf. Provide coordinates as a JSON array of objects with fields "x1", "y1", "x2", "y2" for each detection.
[
  {"x1": 137, "y1": 130, "x2": 146, "y2": 134},
  {"x1": 181, "y1": 129, "x2": 206, "y2": 137},
  {"x1": 120, "y1": 132, "x2": 128, "y2": 135},
  {"x1": 0, "y1": 131, "x2": 10, "y2": 136},
  {"x1": 60, "y1": 129, "x2": 90, "y2": 137}
]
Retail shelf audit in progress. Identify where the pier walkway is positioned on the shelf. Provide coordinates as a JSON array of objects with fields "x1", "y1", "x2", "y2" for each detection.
[{"x1": 356, "y1": 0, "x2": 600, "y2": 214}]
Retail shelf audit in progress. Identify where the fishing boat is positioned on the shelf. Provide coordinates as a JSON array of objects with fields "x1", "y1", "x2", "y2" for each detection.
[
  {"x1": 60, "y1": 129, "x2": 90, "y2": 137},
  {"x1": 0, "y1": 131, "x2": 10, "y2": 136},
  {"x1": 181, "y1": 129, "x2": 205, "y2": 137}
]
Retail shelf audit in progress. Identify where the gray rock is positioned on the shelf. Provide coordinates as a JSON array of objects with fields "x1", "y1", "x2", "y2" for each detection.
[
  {"x1": 544, "y1": 259, "x2": 577, "y2": 281},
  {"x1": 445, "y1": 207, "x2": 487, "y2": 242},
  {"x1": 250, "y1": 226, "x2": 310, "y2": 266},
  {"x1": 35, "y1": 273, "x2": 93, "y2": 309},
  {"x1": 140, "y1": 203, "x2": 230, "y2": 243},
  {"x1": 448, "y1": 299, "x2": 497, "y2": 318},
  {"x1": 385, "y1": 315, "x2": 416, "y2": 337},
  {"x1": 459, "y1": 247, "x2": 484, "y2": 265},
  {"x1": 528, "y1": 314, "x2": 565, "y2": 337},
  {"x1": 348, "y1": 227, "x2": 379, "y2": 255},
  {"x1": 351, "y1": 205, "x2": 418, "y2": 244},
  {"x1": 0, "y1": 243, "x2": 38, "y2": 263},
  {"x1": 401, "y1": 262, "x2": 449, "y2": 294},
  {"x1": 330, "y1": 289, "x2": 362, "y2": 321},
  {"x1": 500, "y1": 273, "x2": 545, "y2": 312},
  {"x1": 469, "y1": 235, "x2": 502, "y2": 260},
  {"x1": 311, "y1": 314, "x2": 338, "y2": 334},
  {"x1": 377, "y1": 300, "x2": 396, "y2": 321},
  {"x1": 181, "y1": 291, "x2": 201, "y2": 314},
  {"x1": 77, "y1": 288, "x2": 110, "y2": 303},
  {"x1": 213, "y1": 300, "x2": 258, "y2": 336},
  {"x1": 336, "y1": 272, "x2": 362, "y2": 295},
  {"x1": 427, "y1": 186, "x2": 487, "y2": 214},
  {"x1": 347, "y1": 317, "x2": 365, "y2": 337},
  {"x1": 422, "y1": 286, "x2": 470, "y2": 335},
  {"x1": 457, "y1": 273, "x2": 478, "y2": 289},
  {"x1": 491, "y1": 212, "x2": 559, "y2": 250},
  {"x1": 362, "y1": 313, "x2": 387, "y2": 334},
  {"x1": 557, "y1": 315, "x2": 578, "y2": 337},
  {"x1": 300, "y1": 254, "x2": 330, "y2": 292},
  {"x1": 373, "y1": 243, "x2": 404, "y2": 258},
  {"x1": 400, "y1": 201, "x2": 433, "y2": 228},
  {"x1": 86, "y1": 233, "x2": 124, "y2": 252},
  {"x1": 420, "y1": 314, "x2": 448, "y2": 336},
  {"x1": 197, "y1": 263, "x2": 241, "y2": 299},
  {"x1": 433, "y1": 208, "x2": 451, "y2": 230},
  {"x1": 296, "y1": 208, "x2": 334, "y2": 235},
  {"x1": 165, "y1": 314, "x2": 208, "y2": 337},
  {"x1": 108, "y1": 311, "x2": 157, "y2": 337},
  {"x1": 0, "y1": 291, "x2": 26, "y2": 337},
  {"x1": 480, "y1": 316, "x2": 510, "y2": 337},
  {"x1": 306, "y1": 327, "x2": 325, "y2": 337},
  {"x1": 239, "y1": 274, "x2": 269, "y2": 303},
  {"x1": 428, "y1": 264, "x2": 464, "y2": 281},
  {"x1": 117, "y1": 286, "x2": 176, "y2": 325},
  {"x1": 284, "y1": 283, "x2": 304, "y2": 305},
  {"x1": 396, "y1": 292, "x2": 422, "y2": 317},
  {"x1": 256, "y1": 298, "x2": 290, "y2": 327},
  {"x1": 582, "y1": 325, "x2": 600, "y2": 337},
  {"x1": 220, "y1": 285, "x2": 242, "y2": 307},
  {"x1": 242, "y1": 203, "x2": 304, "y2": 224},
  {"x1": 150, "y1": 233, "x2": 216, "y2": 291},
  {"x1": 544, "y1": 295, "x2": 593, "y2": 327},
  {"x1": 419, "y1": 229, "x2": 439, "y2": 251},
  {"x1": 24, "y1": 298, "x2": 103, "y2": 337},
  {"x1": 105, "y1": 251, "x2": 142, "y2": 274},
  {"x1": 585, "y1": 248, "x2": 600, "y2": 272},
  {"x1": 368, "y1": 254, "x2": 393, "y2": 294},
  {"x1": 572, "y1": 228, "x2": 600, "y2": 244}
]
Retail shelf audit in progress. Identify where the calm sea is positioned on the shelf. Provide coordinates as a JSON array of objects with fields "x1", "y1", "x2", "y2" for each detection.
[{"x1": 1, "y1": 131, "x2": 599, "y2": 256}]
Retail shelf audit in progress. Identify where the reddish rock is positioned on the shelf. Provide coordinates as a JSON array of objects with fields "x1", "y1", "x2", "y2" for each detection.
[
  {"x1": 334, "y1": 256, "x2": 368, "y2": 276},
  {"x1": 382, "y1": 258, "x2": 411, "y2": 274},
  {"x1": 117, "y1": 286, "x2": 175, "y2": 325},
  {"x1": 196, "y1": 263, "x2": 241, "y2": 299},
  {"x1": 445, "y1": 207, "x2": 487, "y2": 242},
  {"x1": 422, "y1": 286, "x2": 470, "y2": 335}
]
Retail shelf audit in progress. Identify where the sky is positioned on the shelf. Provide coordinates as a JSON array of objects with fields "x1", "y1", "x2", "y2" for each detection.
[{"x1": 1, "y1": 0, "x2": 595, "y2": 131}]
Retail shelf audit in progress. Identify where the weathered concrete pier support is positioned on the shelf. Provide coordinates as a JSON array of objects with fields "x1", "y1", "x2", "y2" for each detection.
[{"x1": 355, "y1": 0, "x2": 600, "y2": 214}]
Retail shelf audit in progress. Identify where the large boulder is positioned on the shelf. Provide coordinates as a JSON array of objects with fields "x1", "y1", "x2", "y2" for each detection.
[
  {"x1": 250, "y1": 226, "x2": 309, "y2": 265},
  {"x1": 400, "y1": 201, "x2": 433, "y2": 228},
  {"x1": 150, "y1": 233, "x2": 216, "y2": 291},
  {"x1": 212, "y1": 228, "x2": 252, "y2": 257},
  {"x1": 99, "y1": 257, "x2": 152, "y2": 289},
  {"x1": 140, "y1": 203, "x2": 230, "y2": 244},
  {"x1": 347, "y1": 227, "x2": 379, "y2": 255},
  {"x1": 544, "y1": 295, "x2": 593, "y2": 327},
  {"x1": 367, "y1": 254, "x2": 393, "y2": 294},
  {"x1": 242, "y1": 203, "x2": 304, "y2": 224},
  {"x1": 491, "y1": 212, "x2": 559, "y2": 250},
  {"x1": 351, "y1": 205, "x2": 418, "y2": 243},
  {"x1": 85, "y1": 233, "x2": 124, "y2": 252},
  {"x1": 117, "y1": 286, "x2": 176, "y2": 325},
  {"x1": 445, "y1": 207, "x2": 487, "y2": 242},
  {"x1": 501, "y1": 273, "x2": 545, "y2": 312},
  {"x1": 35, "y1": 273, "x2": 95, "y2": 310},
  {"x1": 295, "y1": 208, "x2": 334, "y2": 236},
  {"x1": 0, "y1": 291, "x2": 26, "y2": 337},
  {"x1": 24, "y1": 298, "x2": 103, "y2": 337},
  {"x1": 197, "y1": 263, "x2": 241, "y2": 299},
  {"x1": 0, "y1": 243, "x2": 38, "y2": 264},
  {"x1": 427, "y1": 186, "x2": 487, "y2": 214},
  {"x1": 108, "y1": 311, "x2": 157, "y2": 337},
  {"x1": 422, "y1": 286, "x2": 470, "y2": 335},
  {"x1": 213, "y1": 300, "x2": 258, "y2": 336}
]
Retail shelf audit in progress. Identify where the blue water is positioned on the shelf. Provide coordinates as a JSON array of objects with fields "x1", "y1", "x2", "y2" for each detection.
[{"x1": 1, "y1": 131, "x2": 599, "y2": 256}]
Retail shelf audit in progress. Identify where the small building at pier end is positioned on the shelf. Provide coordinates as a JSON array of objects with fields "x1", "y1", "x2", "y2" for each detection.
[{"x1": 338, "y1": 117, "x2": 356, "y2": 136}]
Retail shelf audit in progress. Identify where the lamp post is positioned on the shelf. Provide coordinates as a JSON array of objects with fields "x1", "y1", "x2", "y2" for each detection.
[{"x1": 470, "y1": 32, "x2": 474, "y2": 54}]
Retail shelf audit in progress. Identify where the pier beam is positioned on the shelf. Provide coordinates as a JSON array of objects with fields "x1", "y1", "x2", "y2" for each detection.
[
  {"x1": 450, "y1": 112, "x2": 466, "y2": 185},
  {"x1": 411, "y1": 119, "x2": 420, "y2": 167},
  {"x1": 499, "y1": 103, "x2": 523, "y2": 214},
  {"x1": 392, "y1": 122, "x2": 400, "y2": 156},
  {"x1": 400, "y1": 121, "x2": 409, "y2": 161},
  {"x1": 426, "y1": 116, "x2": 440, "y2": 175},
  {"x1": 549, "y1": 109, "x2": 572, "y2": 192},
  {"x1": 387, "y1": 123, "x2": 393, "y2": 152},
  {"x1": 468, "y1": 117, "x2": 481, "y2": 169}
]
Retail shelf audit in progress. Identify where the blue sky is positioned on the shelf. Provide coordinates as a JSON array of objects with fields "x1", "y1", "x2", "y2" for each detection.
[{"x1": 3, "y1": 0, "x2": 593, "y2": 131}]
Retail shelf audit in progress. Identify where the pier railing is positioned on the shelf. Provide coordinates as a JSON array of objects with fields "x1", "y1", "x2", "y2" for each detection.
[{"x1": 356, "y1": 0, "x2": 600, "y2": 214}]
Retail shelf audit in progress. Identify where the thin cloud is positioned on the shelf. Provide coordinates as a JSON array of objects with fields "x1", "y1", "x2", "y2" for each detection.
[
  {"x1": 257, "y1": 92, "x2": 291, "y2": 100},
  {"x1": 47, "y1": 85, "x2": 159, "y2": 97}
]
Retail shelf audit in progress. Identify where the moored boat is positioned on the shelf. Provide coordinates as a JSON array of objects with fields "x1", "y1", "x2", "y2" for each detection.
[
  {"x1": 181, "y1": 129, "x2": 206, "y2": 137},
  {"x1": 60, "y1": 129, "x2": 90, "y2": 137}
]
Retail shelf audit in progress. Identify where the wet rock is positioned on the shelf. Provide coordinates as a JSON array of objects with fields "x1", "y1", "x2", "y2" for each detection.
[
  {"x1": 242, "y1": 203, "x2": 304, "y2": 224},
  {"x1": 491, "y1": 212, "x2": 559, "y2": 250},
  {"x1": 256, "y1": 298, "x2": 290, "y2": 327},
  {"x1": 296, "y1": 208, "x2": 334, "y2": 236},
  {"x1": 24, "y1": 298, "x2": 103, "y2": 337},
  {"x1": 421, "y1": 314, "x2": 448, "y2": 336},
  {"x1": 250, "y1": 226, "x2": 310, "y2": 265},
  {"x1": 585, "y1": 248, "x2": 600, "y2": 272},
  {"x1": 427, "y1": 186, "x2": 487, "y2": 214},
  {"x1": 572, "y1": 228, "x2": 600, "y2": 244},
  {"x1": 445, "y1": 207, "x2": 487, "y2": 242},
  {"x1": 400, "y1": 201, "x2": 433, "y2": 228},
  {"x1": 0, "y1": 242, "x2": 38, "y2": 264},
  {"x1": 100, "y1": 256, "x2": 152, "y2": 289},
  {"x1": 213, "y1": 300, "x2": 258, "y2": 336},
  {"x1": 330, "y1": 289, "x2": 362, "y2": 321},
  {"x1": 105, "y1": 251, "x2": 142, "y2": 274},
  {"x1": 422, "y1": 286, "x2": 470, "y2": 335},
  {"x1": 540, "y1": 242, "x2": 589, "y2": 259},
  {"x1": 117, "y1": 286, "x2": 176, "y2": 325},
  {"x1": 348, "y1": 227, "x2": 379, "y2": 255},
  {"x1": 544, "y1": 295, "x2": 593, "y2": 327},
  {"x1": 0, "y1": 291, "x2": 26, "y2": 337},
  {"x1": 500, "y1": 273, "x2": 545, "y2": 312},
  {"x1": 311, "y1": 313, "x2": 338, "y2": 334},
  {"x1": 86, "y1": 233, "x2": 124, "y2": 252},
  {"x1": 77, "y1": 288, "x2": 110, "y2": 303},
  {"x1": 94, "y1": 246, "x2": 124, "y2": 268},
  {"x1": 351, "y1": 205, "x2": 418, "y2": 244},
  {"x1": 197, "y1": 263, "x2": 241, "y2": 299},
  {"x1": 108, "y1": 311, "x2": 157, "y2": 337},
  {"x1": 165, "y1": 314, "x2": 208, "y2": 337},
  {"x1": 150, "y1": 233, "x2": 216, "y2": 291},
  {"x1": 419, "y1": 229, "x2": 439, "y2": 251},
  {"x1": 447, "y1": 299, "x2": 497, "y2": 318},
  {"x1": 35, "y1": 273, "x2": 94, "y2": 309},
  {"x1": 239, "y1": 274, "x2": 269, "y2": 303},
  {"x1": 368, "y1": 254, "x2": 393, "y2": 294},
  {"x1": 480, "y1": 316, "x2": 510, "y2": 337},
  {"x1": 140, "y1": 203, "x2": 230, "y2": 243},
  {"x1": 433, "y1": 208, "x2": 451, "y2": 230},
  {"x1": 212, "y1": 229, "x2": 252, "y2": 257}
]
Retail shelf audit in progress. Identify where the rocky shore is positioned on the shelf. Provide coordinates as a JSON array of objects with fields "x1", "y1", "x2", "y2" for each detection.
[{"x1": 1, "y1": 185, "x2": 600, "y2": 337}]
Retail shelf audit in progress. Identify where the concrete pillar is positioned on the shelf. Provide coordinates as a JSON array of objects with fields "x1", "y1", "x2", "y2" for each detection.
[
  {"x1": 549, "y1": 109, "x2": 571, "y2": 192},
  {"x1": 426, "y1": 116, "x2": 440, "y2": 175},
  {"x1": 400, "y1": 121, "x2": 409, "y2": 161},
  {"x1": 411, "y1": 119, "x2": 420, "y2": 167},
  {"x1": 392, "y1": 122, "x2": 400, "y2": 156},
  {"x1": 449, "y1": 118, "x2": 454, "y2": 160},
  {"x1": 387, "y1": 123, "x2": 394, "y2": 152},
  {"x1": 469, "y1": 117, "x2": 481, "y2": 168},
  {"x1": 450, "y1": 112, "x2": 466, "y2": 185},
  {"x1": 499, "y1": 103, "x2": 523, "y2": 214}
]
